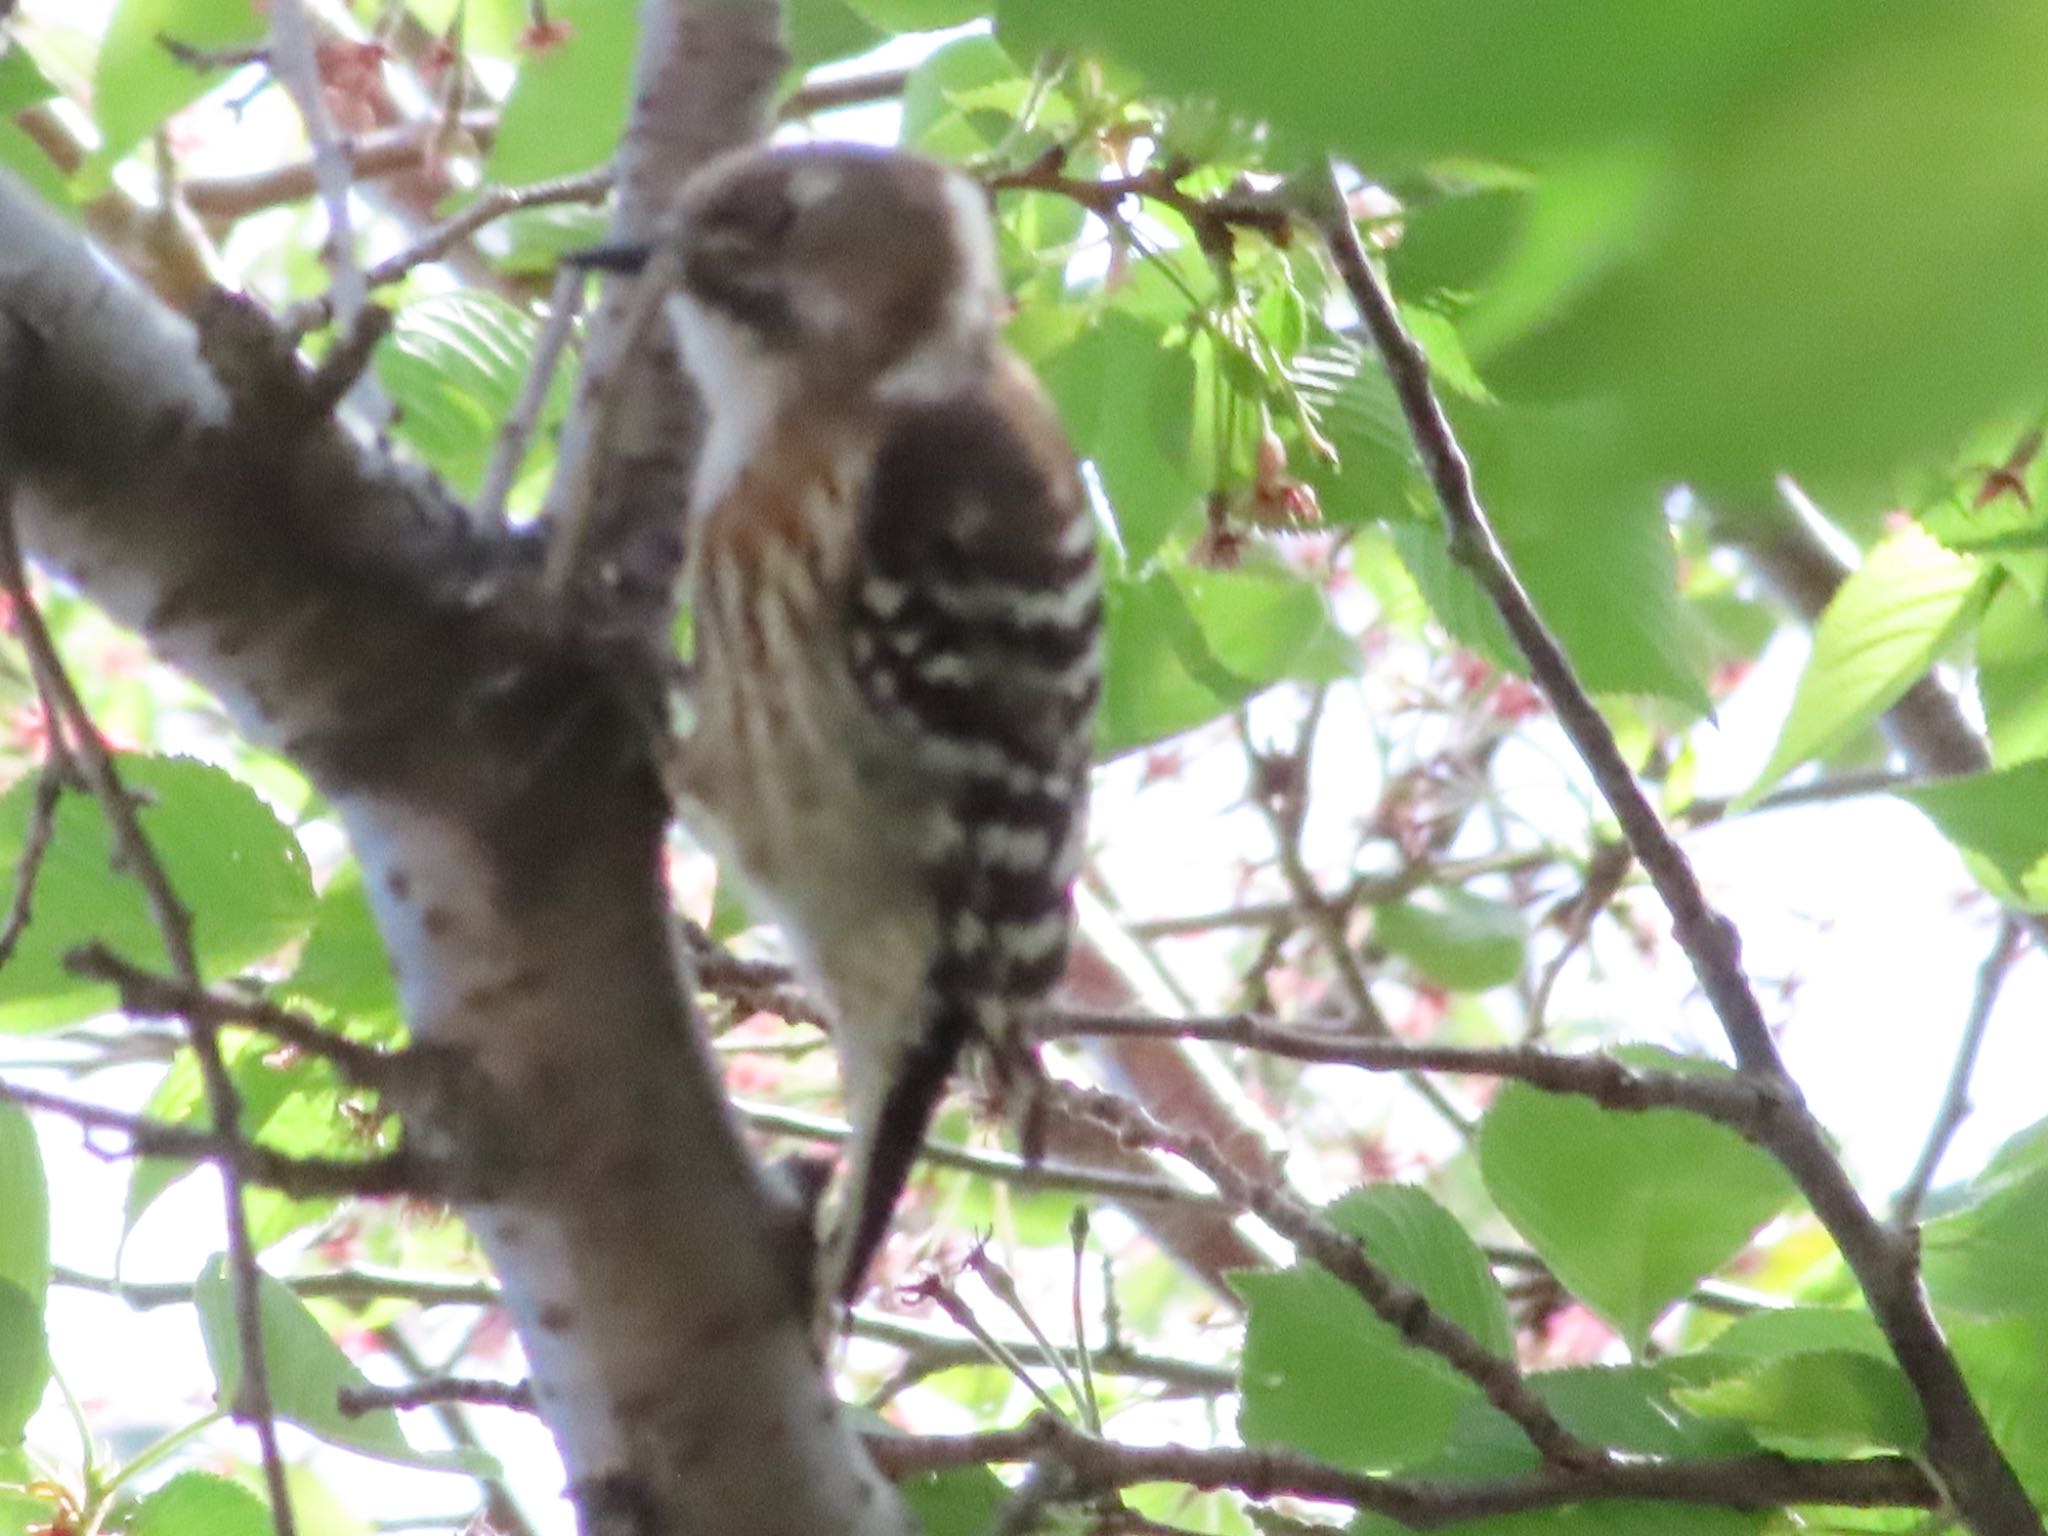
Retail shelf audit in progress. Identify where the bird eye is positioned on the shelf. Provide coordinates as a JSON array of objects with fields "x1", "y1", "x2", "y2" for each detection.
[{"x1": 705, "y1": 180, "x2": 798, "y2": 252}]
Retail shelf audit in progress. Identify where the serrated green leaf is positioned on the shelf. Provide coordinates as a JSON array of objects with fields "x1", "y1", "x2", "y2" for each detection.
[
  {"x1": 0, "y1": 1282, "x2": 47, "y2": 1444},
  {"x1": 1478, "y1": 1048, "x2": 1796, "y2": 1348},
  {"x1": 128, "y1": 1471, "x2": 273, "y2": 1536},
  {"x1": 376, "y1": 292, "x2": 568, "y2": 499},
  {"x1": 1745, "y1": 525, "x2": 1989, "y2": 806},
  {"x1": 1238, "y1": 1185, "x2": 1510, "y2": 1472},
  {"x1": 1922, "y1": 1136, "x2": 2048, "y2": 1319},
  {"x1": 899, "y1": 35, "x2": 1016, "y2": 157},
  {"x1": 0, "y1": 756, "x2": 315, "y2": 1033},
  {"x1": 196, "y1": 1257, "x2": 497, "y2": 1477},
  {"x1": 1373, "y1": 888, "x2": 1526, "y2": 991},
  {"x1": 0, "y1": 1107, "x2": 47, "y2": 1306},
  {"x1": 93, "y1": 0, "x2": 264, "y2": 168},
  {"x1": 1676, "y1": 1351, "x2": 1925, "y2": 1457},
  {"x1": 1895, "y1": 758, "x2": 2048, "y2": 889},
  {"x1": 484, "y1": 0, "x2": 636, "y2": 183}
]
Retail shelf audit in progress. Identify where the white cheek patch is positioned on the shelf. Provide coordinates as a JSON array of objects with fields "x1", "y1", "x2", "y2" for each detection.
[{"x1": 665, "y1": 293, "x2": 792, "y2": 513}]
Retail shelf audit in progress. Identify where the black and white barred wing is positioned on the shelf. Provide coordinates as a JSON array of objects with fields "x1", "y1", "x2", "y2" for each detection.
[{"x1": 831, "y1": 357, "x2": 1101, "y2": 1298}]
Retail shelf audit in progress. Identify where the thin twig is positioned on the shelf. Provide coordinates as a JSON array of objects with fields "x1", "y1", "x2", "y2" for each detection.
[
  {"x1": 67, "y1": 941, "x2": 402, "y2": 1090},
  {"x1": 1306, "y1": 166, "x2": 2042, "y2": 1536},
  {"x1": 0, "y1": 513, "x2": 300, "y2": 1535},
  {"x1": 848, "y1": 1308, "x2": 1232, "y2": 1397},
  {"x1": 474, "y1": 264, "x2": 588, "y2": 527},
  {"x1": 269, "y1": 0, "x2": 366, "y2": 336},
  {"x1": 0, "y1": 756, "x2": 66, "y2": 973},
  {"x1": 866, "y1": 1416, "x2": 1936, "y2": 1529},
  {"x1": 371, "y1": 1327, "x2": 537, "y2": 1536},
  {"x1": 917, "y1": 1277, "x2": 1069, "y2": 1421},
  {"x1": 1126, "y1": 849, "x2": 1553, "y2": 939},
  {"x1": 338, "y1": 1377, "x2": 535, "y2": 1416},
  {"x1": 965, "y1": 1246, "x2": 1089, "y2": 1417},
  {"x1": 1893, "y1": 916, "x2": 2026, "y2": 1227},
  {"x1": 0, "y1": 1078, "x2": 418, "y2": 1196},
  {"x1": 1039, "y1": 1013, "x2": 1776, "y2": 1136},
  {"x1": 733, "y1": 1099, "x2": 1225, "y2": 1211},
  {"x1": 55, "y1": 1263, "x2": 500, "y2": 1312},
  {"x1": 1060, "y1": 1083, "x2": 1603, "y2": 1472}
]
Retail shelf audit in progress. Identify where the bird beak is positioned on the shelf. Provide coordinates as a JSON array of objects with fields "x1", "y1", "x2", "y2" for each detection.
[{"x1": 560, "y1": 241, "x2": 657, "y2": 275}]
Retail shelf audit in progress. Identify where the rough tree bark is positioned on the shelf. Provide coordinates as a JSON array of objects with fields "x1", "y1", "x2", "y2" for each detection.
[{"x1": 0, "y1": 2, "x2": 911, "y2": 1533}]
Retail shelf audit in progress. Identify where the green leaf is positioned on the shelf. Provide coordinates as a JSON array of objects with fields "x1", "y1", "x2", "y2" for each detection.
[
  {"x1": 1949, "y1": 1313, "x2": 2048, "y2": 1505},
  {"x1": 1895, "y1": 759, "x2": 2048, "y2": 890},
  {"x1": 288, "y1": 866, "x2": 402, "y2": 1029},
  {"x1": 1676, "y1": 1351, "x2": 1925, "y2": 1457},
  {"x1": 1041, "y1": 311, "x2": 1203, "y2": 566},
  {"x1": 484, "y1": 0, "x2": 636, "y2": 183},
  {"x1": 896, "y1": 1463, "x2": 1009, "y2": 1536},
  {"x1": 1706, "y1": 1306, "x2": 1890, "y2": 1363},
  {"x1": 1373, "y1": 888, "x2": 1526, "y2": 991},
  {"x1": 195, "y1": 1257, "x2": 497, "y2": 1477},
  {"x1": 1478, "y1": 1049, "x2": 1796, "y2": 1348},
  {"x1": 899, "y1": 35, "x2": 1017, "y2": 157},
  {"x1": 0, "y1": 1282, "x2": 48, "y2": 1444},
  {"x1": 128, "y1": 1472, "x2": 274, "y2": 1536},
  {"x1": 0, "y1": 1107, "x2": 47, "y2": 1305},
  {"x1": 93, "y1": 0, "x2": 264, "y2": 168},
  {"x1": 1096, "y1": 572, "x2": 1233, "y2": 755},
  {"x1": 0, "y1": 46, "x2": 58, "y2": 113},
  {"x1": 1977, "y1": 581, "x2": 2048, "y2": 767},
  {"x1": 0, "y1": 756, "x2": 316, "y2": 1033},
  {"x1": 1745, "y1": 525, "x2": 1989, "y2": 806},
  {"x1": 785, "y1": 0, "x2": 885, "y2": 69},
  {"x1": 376, "y1": 292, "x2": 568, "y2": 499},
  {"x1": 1922, "y1": 1128, "x2": 2048, "y2": 1319},
  {"x1": 0, "y1": 121, "x2": 73, "y2": 217},
  {"x1": 1176, "y1": 564, "x2": 1339, "y2": 690},
  {"x1": 1238, "y1": 1185, "x2": 1511, "y2": 1471},
  {"x1": 846, "y1": 0, "x2": 989, "y2": 30}
]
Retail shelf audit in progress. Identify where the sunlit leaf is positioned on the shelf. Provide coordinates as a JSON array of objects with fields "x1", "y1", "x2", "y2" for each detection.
[
  {"x1": 1676, "y1": 1351, "x2": 1925, "y2": 1458},
  {"x1": 1478, "y1": 1048, "x2": 1796, "y2": 1348},
  {"x1": 0, "y1": 756, "x2": 315, "y2": 1033},
  {"x1": 1745, "y1": 525, "x2": 1989, "y2": 806},
  {"x1": 196, "y1": 1257, "x2": 497, "y2": 1477},
  {"x1": 1239, "y1": 1185, "x2": 1511, "y2": 1472},
  {"x1": 1896, "y1": 759, "x2": 2048, "y2": 890},
  {"x1": 93, "y1": 0, "x2": 263, "y2": 169},
  {"x1": 485, "y1": 0, "x2": 636, "y2": 183},
  {"x1": 128, "y1": 1472, "x2": 273, "y2": 1536},
  {"x1": 0, "y1": 1282, "x2": 47, "y2": 1444},
  {"x1": 1373, "y1": 888, "x2": 1526, "y2": 991}
]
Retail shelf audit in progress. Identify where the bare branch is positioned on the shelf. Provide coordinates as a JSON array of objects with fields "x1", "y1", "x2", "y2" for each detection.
[
  {"x1": 475, "y1": 265, "x2": 588, "y2": 528},
  {"x1": 1894, "y1": 916, "x2": 2026, "y2": 1227},
  {"x1": 0, "y1": 1077, "x2": 419, "y2": 1197},
  {"x1": 1060, "y1": 1083, "x2": 1603, "y2": 1472},
  {"x1": 339, "y1": 1377, "x2": 535, "y2": 1416},
  {"x1": 1306, "y1": 170, "x2": 2042, "y2": 1536},
  {"x1": 867, "y1": 1416, "x2": 1938, "y2": 1530}
]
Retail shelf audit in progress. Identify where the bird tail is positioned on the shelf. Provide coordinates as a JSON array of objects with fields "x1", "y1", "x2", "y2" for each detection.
[{"x1": 827, "y1": 994, "x2": 982, "y2": 1305}]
